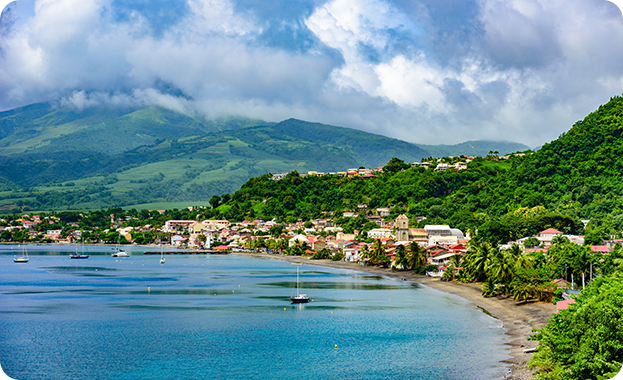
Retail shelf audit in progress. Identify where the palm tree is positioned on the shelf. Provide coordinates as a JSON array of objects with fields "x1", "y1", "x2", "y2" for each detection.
[
  {"x1": 359, "y1": 244, "x2": 370, "y2": 262},
  {"x1": 486, "y1": 250, "x2": 514, "y2": 286},
  {"x1": 394, "y1": 244, "x2": 408, "y2": 270},
  {"x1": 469, "y1": 243, "x2": 494, "y2": 281},
  {"x1": 407, "y1": 242, "x2": 427, "y2": 269},
  {"x1": 371, "y1": 239, "x2": 389, "y2": 266}
]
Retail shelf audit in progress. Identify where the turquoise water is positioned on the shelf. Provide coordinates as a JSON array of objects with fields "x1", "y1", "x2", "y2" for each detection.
[{"x1": 0, "y1": 245, "x2": 510, "y2": 379}]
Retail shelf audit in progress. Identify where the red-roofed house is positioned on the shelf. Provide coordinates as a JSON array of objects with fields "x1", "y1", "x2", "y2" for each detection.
[
  {"x1": 590, "y1": 245, "x2": 610, "y2": 253},
  {"x1": 448, "y1": 244, "x2": 467, "y2": 254},
  {"x1": 538, "y1": 228, "x2": 563, "y2": 247}
]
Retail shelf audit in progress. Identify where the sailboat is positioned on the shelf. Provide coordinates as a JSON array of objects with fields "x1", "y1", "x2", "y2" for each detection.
[
  {"x1": 111, "y1": 233, "x2": 130, "y2": 257},
  {"x1": 14, "y1": 246, "x2": 29, "y2": 263},
  {"x1": 290, "y1": 264, "x2": 310, "y2": 303},
  {"x1": 70, "y1": 240, "x2": 89, "y2": 259},
  {"x1": 159, "y1": 245, "x2": 165, "y2": 264}
]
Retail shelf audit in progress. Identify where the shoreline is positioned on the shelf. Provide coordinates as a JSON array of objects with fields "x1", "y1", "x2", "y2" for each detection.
[{"x1": 236, "y1": 252, "x2": 556, "y2": 380}]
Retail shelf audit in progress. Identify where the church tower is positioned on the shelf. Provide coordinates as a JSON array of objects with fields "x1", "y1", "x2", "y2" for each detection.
[{"x1": 395, "y1": 214, "x2": 410, "y2": 241}]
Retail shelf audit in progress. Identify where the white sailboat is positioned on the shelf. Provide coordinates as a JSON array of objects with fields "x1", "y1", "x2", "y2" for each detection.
[
  {"x1": 290, "y1": 264, "x2": 309, "y2": 303},
  {"x1": 111, "y1": 233, "x2": 130, "y2": 257},
  {"x1": 14, "y1": 245, "x2": 29, "y2": 263},
  {"x1": 160, "y1": 245, "x2": 165, "y2": 264}
]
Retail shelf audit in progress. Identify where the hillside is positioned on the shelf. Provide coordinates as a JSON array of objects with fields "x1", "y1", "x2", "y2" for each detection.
[
  {"x1": 202, "y1": 95, "x2": 623, "y2": 242},
  {"x1": 0, "y1": 102, "x2": 271, "y2": 156},
  {"x1": 0, "y1": 102, "x2": 530, "y2": 211}
]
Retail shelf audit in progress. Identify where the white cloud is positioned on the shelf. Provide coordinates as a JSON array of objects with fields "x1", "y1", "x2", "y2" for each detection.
[{"x1": 1, "y1": 0, "x2": 623, "y2": 147}]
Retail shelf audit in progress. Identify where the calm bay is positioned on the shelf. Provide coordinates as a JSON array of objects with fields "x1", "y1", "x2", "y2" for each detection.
[{"x1": 0, "y1": 245, "x2": 510, "y2": 379}]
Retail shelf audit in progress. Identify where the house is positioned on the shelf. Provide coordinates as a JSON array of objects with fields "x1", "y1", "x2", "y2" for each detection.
[
  {"x1": 537, "y1": 228, "x2": 563, "y2": 246},
  {"x1": 203, "y1": 220, "x2": 231, "y2": 230},
  {"x1": 171, "y1": 235, "x2": 186, "y2": 246},
  {"x1": 413, "y1": 162, "x2": 431, "y2": 169},
  {"x1": 309, "y1": 236, "x2": 326, "y2": 251},
  {"x1": 590, "y1": 245, "x2": 610, "y2": 254},
  {"x1": 376, "y1": 208, "x2": 390, "y2": 217},
  {"x1": 343, "y1": 212, "x2": 356, "y2": 218},
  {"x1": 435, "y1": 163, "x2": 449, "y2": 171},
  {"x1": 409, "y1": 228, "x2": 428, "y2": 243},
  {"x1": 430, "y1": 252, "x2": 456, "y2": 266},
  {"x1": 367, "y1": 228, "x2": 393, "y2": 240},
  {"x1": 336, "y1": 232, "x2": 356, "y2": 241},
  {"x1": 164, "y1": 220, "x2": 196, "y2": 232},
  {"x1": 553, "y1": 278, "x2": 571, "y2": 289},
  {"x1": 288, "y1": 234, "x2": 308, "y2": 247}
]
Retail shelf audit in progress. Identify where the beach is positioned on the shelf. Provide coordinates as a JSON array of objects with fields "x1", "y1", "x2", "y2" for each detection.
[{"x1": 237, "y1": 252, "x2": 556, "y2": 380}]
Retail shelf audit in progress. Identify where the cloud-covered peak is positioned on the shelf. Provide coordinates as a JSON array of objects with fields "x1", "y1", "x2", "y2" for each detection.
[{"x1": 0, "y1": 0, "x2": 622, "y2": 147}]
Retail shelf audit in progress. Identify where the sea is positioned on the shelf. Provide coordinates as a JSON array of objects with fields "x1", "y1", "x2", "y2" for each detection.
[{"x1": 0, "y1": 244, "x2": 511, "y2": 380}]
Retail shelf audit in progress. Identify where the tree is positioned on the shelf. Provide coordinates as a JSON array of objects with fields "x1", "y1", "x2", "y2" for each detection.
[
  {"x1": 370, "y1": 239, "x2": 390, "y2": 266},
  {"x1": 209, "y1": 195, "x2": 221, "y2": 208},
  {"x1": 383, "y1": 157, "x2": 409, "y2": 174},
  {"x1": 269, "y1": 224, "x2": 285, "y2": 237},
  {"x1": 406, "y1": 241, "x2": 427, "y2": 269},
  {"x1": 524, "y1": 236, "x2": 541, "y2": 248},
  {"x1": 393, "y1": 244, "x2": 408, "y2": 270},
  {"x1": 530, "y1": 274, "x2": 623, "y2": 380}
]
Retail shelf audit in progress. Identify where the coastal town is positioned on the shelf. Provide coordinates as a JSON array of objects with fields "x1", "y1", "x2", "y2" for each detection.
[{"x1": 2, "y1": 204, "x2": 611, "y2": 285}]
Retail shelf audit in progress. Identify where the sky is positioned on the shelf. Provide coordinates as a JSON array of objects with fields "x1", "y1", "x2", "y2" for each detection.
[{"x1": 0, "y1": 0, "x2": 622, "y2": 147}]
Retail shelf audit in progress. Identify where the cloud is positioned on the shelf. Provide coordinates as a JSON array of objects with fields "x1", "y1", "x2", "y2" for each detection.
[{"x1": 0, "y1": 0, "x2": 623, "y2": 147}]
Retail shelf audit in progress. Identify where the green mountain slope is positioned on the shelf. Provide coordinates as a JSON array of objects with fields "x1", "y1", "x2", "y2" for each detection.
[
  {"x1": 0, "y1": 103, "x2": 272, "y2": 156},
  {"x1": 0, "y1": 102, "x2": 531, "y2": 211}
]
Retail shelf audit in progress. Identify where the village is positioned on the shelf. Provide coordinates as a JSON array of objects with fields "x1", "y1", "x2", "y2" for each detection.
[{"x1": 4, "y1": 203, "x2": 613, "y2": 289}]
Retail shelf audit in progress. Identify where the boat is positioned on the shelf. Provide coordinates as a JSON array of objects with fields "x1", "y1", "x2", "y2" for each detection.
[
  {"x1": 70, "y1": 241, "x2": 89, "y2": 259},
  {"x1": 112, "y1": 248, "x2": 130, "y2": 258},
  {"x1": 290, "y1": 264, "x2": 310, "y2": 303},
  {"x1": 111, "y1": 233, "x2": 130, "y2": 257},
  {"x1": 159, "y1": 245, "x2": 165, "y2": 264},
  {"x1": 14, "y1": 246, "x2": 29, "y2": 263}
]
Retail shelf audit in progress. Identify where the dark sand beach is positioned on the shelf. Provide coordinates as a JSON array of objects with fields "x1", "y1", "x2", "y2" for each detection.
[{"x1": 236, "y1": 252, "x2": 556, "y2": 380}]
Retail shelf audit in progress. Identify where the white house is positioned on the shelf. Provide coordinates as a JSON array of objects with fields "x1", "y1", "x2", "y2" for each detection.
[{"x1": 367, "y1": 228, "x2": 393, "y2": 239}]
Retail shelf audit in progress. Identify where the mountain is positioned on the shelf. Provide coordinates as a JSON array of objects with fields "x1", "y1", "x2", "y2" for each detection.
[
  {"x1": 0, "y1": 102, "x2": 530, "y2": 211},
  {"x1": 0, "y1": 102, "x2": 272, "y2": 156}
]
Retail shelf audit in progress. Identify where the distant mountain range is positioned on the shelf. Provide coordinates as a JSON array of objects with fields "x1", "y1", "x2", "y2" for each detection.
[{"x1": 0, "y1": 102, "x2": 530, "y2": 211}]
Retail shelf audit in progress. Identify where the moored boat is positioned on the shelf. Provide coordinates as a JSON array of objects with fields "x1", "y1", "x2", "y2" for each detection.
[
  {"x1": 290, "y1": 264, "x2": 310, "y2": 303},
  {"x1": 14, "y1": 246, "x2": 29, "y2": 263}
]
